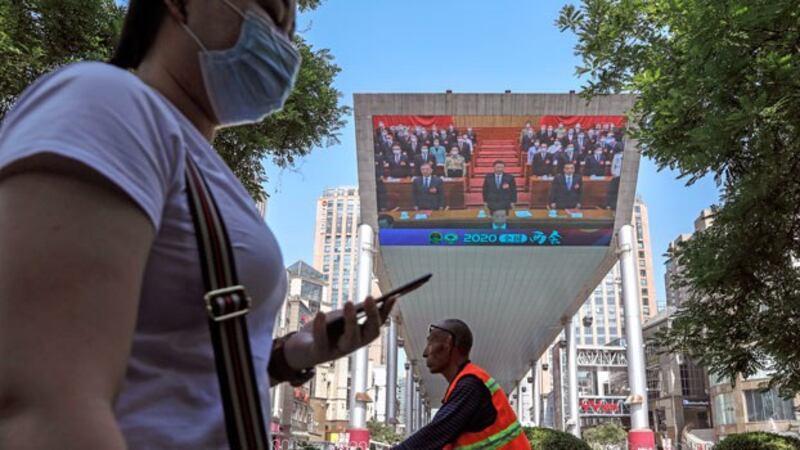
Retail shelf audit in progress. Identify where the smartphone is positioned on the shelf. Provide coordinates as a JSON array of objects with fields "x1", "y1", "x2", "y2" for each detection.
[{"x1": 325, "y1": 273, "x2": 432, "y2": 340}]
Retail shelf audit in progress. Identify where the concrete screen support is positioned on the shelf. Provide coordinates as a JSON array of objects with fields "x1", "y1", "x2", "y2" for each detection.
[
  {"x1": 404, "y1": 362, "x2": 414, "y2": 437},
  {"x1": 348, "y1": 224, "x2": 375, "y2": 447},
  {"x1": 533, "y1": 360, "x2": 542, "y2": 427},
  {"x1": 386, "y1": 318, "x2": 399, "y2": 427},
  {"x1": 566, "y1": 315, "x2": 580, "y2": 437},
  {"x1": 619, "y1": 224, "x2": 655, "y2": 450}
]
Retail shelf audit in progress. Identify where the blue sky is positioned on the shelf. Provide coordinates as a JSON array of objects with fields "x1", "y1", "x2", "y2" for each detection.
[{"x1": 264, "y1": 0, "x2": 720, "y2": 306}]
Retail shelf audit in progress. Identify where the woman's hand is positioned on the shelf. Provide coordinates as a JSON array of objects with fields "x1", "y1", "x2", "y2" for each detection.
[{"x1": 283, "y1": 296, "x2": 397, "y2": 371}]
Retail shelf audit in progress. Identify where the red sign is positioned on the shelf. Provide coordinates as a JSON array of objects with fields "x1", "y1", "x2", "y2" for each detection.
[{"x1": 580, "y1": 399, "x2": 621, "y2": 414}]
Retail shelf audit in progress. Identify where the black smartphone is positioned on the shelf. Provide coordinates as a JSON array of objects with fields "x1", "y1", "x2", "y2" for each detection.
[{"x1": 325, "y1": 273, "x2": 432, "y2": 340}]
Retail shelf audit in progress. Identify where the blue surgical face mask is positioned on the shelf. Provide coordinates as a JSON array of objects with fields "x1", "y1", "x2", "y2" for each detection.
[{"x1": 182, "y1": 0, "x2": 301, "y2": 127}]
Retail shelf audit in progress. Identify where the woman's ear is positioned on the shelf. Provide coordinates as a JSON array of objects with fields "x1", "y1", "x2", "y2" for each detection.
[{"x1": 162, "y1": 0, "x2": 189, "y2": 23}]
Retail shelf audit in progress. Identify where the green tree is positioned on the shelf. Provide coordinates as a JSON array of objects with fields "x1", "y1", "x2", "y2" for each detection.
[
  {"x1": 582, "y1": 423, "x2": 627, "y2": 450},
  {"x1": 524, "y1": 426, "x2": 591, "y2": 450},
  {"x1": 714, "y1": 432, "x2": 800, "y2": 450},
  {"x1": 367, "y1": 419, "x2": 403, "y2": 444},
  {"x1": 558, "y1": 0, "x2": 800, "y2": 394},
  {"x1": 0, "y1": 0, "x2": 348, "y2": 200}
]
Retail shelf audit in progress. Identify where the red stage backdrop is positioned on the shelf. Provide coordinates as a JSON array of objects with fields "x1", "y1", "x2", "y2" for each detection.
[
  {"x1": 538, "y1": 115, "x2": 626, "y2": 128},
  {"x1": 373, "y1": 115, "x2": 454, "y2": 129}
]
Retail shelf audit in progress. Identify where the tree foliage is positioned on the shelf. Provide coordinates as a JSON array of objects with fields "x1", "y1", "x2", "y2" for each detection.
[
  {"x1": 582, "y1": 422, "x2": 627, "y2": 449},
  {"x1": 524, "y1": 427, "x2": 592, "y2": 450},
  {"x1": 0, "y1": 0, "x2": 348, "y2": 200},
  {"x1": 367, "y1": 419, "x2": 402, "y2": 444},
  {"x1": 714, "y1": 432, "x2": 800, "y2": 450},
  {"x1": 558, "y1": 0, "x2": 800, "y2": 394}
]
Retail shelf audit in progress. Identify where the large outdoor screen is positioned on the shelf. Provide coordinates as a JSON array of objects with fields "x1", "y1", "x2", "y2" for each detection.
[{"x1": 373, "y1": 115, "x2": 626, "y2": 246}]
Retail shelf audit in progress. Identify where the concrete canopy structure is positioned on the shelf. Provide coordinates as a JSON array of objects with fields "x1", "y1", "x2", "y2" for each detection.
[{"x1": 355, "y1": 93, "x2": 639, "y2": 405}]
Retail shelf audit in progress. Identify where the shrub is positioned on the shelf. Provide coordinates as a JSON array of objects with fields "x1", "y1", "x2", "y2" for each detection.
[
  {"x1": 524, "y1": 427, "x2": 592, "y2": 450},
  {"x1": 714, "y1": 432, "x2": 800, "y2": 450}
]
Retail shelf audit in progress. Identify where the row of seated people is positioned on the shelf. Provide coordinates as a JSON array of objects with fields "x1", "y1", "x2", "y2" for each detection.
[
  {"x1": 519, "y1": 122, "x2": 625, "y2": 152},
  {"x1": 378, "y1": 144, "x2": 470, "y2": 178},
  {"x1": 407, "y1": 161, "x2": 615, "y2": 211},
  {"x1": 526, "y1": 140, "x2": 624, "y2": 177},
  {"x1": 374, "y1": 123, "x2": 477, "y2": 162}
]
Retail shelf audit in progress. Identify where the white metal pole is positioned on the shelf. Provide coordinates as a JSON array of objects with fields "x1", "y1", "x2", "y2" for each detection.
[
  {"x1": 566, "y1": 315, "x2": 581, "y2": 437},
  {"x1": 516, "y1": 384, "x2": 523, "y2": 419},
  {"x1": 386, "y1": 318, "x2": 398, "y2": 428},
  {"x1": 619, "y1": 224, "x2": 655, "y2": 450},
  {"x1": 404, "y1": 362, "x2": 414, "y2": 437},
  {"x1": 413, "y1": 382, "x2": 420, "y2": 431},
  {"x1": 533, "y1": 360, "x2": 542, "y2": 427},
  {"x1": 348, "y1": 224, "x2": 374, "y2": 445}
]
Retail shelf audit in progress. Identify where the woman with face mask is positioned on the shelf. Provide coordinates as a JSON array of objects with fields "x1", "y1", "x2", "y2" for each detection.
[{"x1": 0, "y1": 1, "x2": 394, "y2": 449}]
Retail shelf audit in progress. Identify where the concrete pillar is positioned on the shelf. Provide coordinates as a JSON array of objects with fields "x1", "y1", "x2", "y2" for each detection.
[
  {"x1": 619, "y1": 224, "x2": 655, "y2": 450},
  {"x1": 404, "y1": 362, "x2": 414, "y2": 437},
  {"x1": 533, "y1": 360, "x2": 542, "y2": 427},
  {"x1": 348, "y1": 224, "x2": 375, "y2": 447},
  {"x1": 566, "y1": 315, "x2": 581, "y2": 437},
  {"x1": 386, "y1": 318, "x2": 398, "y2": 428}
]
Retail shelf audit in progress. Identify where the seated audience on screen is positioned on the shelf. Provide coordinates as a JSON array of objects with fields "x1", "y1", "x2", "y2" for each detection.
[
  {"x1": 482, "y1": 160, "x2": 517, "y2": 212},
  {"x1": 445, "y1": 147, "x2": 466, "y2": 178},
  {"x1": 555, "y1": 144, "x2": 581, "y2": 175},
  {"x1": 413, "y1": 145, "x2": 437, "y2": 176},
  {"x1": 465, "y1": 127, "x2": 478, "y2": 145},
  {"x1": 447, "y1": 124, "x2": 459, "y2": 143},
  {"x1": 384, "y1": 144, "x2": 411, "y2": 178},
  {"x1": 583, "y1": 146, "x2": 608, "y2": 177},
  {"x1": 529, "y1": 142, "x2": 553, "y2": 177},
  {"x1": 430, "y1": 139, "x2": 447, "y2": 166},
  {"x1": 412, "y1": 163, "x2": 445, "y2": 211},
  {"x1": 549, "y1": 162, "x2": 583, "y2": 209},
  {"x1": 458, "y1": 135, "x2": 473, "y2": 162}
]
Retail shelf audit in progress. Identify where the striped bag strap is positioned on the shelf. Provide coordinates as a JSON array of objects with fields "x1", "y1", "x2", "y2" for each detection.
[{"x1": 185, "y1": 155, "x2": 270, "y2": 450}]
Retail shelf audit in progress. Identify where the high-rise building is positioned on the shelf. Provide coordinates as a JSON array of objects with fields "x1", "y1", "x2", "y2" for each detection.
[
  {"x1": 633, "y1": 197, "x2": 658, "y2": 318},
  {"x1": 667, "y1": 209, "x2": 800, "y2": 442},
  {"x1": 271, "y1": 261, "x2": 327, "y2": 442},
  {"x1": 541, "y1": 198, "x2": 659, "y2": 431},
  {"x1": 313, "y1": 187, "x2": 361, "y2": 308},
  {"x1": 665, "y1": 208, "x2": 713, "y2": 309},
  {"x1": 664, "y1": 234, "x2": 692, "y2": 309},
  {"x1": 310, "y1": 187, "x2": 387, "y2": 442}
]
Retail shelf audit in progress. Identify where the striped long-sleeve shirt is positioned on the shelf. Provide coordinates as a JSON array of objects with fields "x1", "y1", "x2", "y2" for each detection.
[{"x1": 392, "y1": 368, "x2": 497, "y2": 449}]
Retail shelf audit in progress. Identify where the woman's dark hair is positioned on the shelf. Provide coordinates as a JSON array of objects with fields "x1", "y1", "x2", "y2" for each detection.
[{"x1": 110, "y1": 1, "x2": 168, "y2": 69}]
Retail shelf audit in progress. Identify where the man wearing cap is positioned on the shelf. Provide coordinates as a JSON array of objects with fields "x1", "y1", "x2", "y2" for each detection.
[{"x1": 392, "y1": 319, "x2": 530, "y2": 450}]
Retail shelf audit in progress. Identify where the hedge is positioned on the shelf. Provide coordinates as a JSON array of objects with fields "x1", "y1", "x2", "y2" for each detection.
[
  {"x1": 524, "y1": 427, "x2": 592, "y2": 450},
  {"x1": 714, "y1": 432, "x2": 800, "y2": 450}
]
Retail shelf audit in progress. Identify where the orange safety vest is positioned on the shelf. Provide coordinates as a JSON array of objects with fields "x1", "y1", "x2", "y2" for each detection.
[{"x1": 442, "y1": 363, "x2": 531, "y2": 450}]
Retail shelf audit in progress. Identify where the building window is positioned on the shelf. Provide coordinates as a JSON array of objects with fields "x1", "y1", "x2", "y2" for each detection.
[
  {"x1": 744, "y1": 387, "x2": 796, "y2": 422},
  {"x1": 679, "y1": 362, "x2": 706, "y2": 397},
  {"x1": 713, "y1": 393, "x2": 736, "y2": 425}
]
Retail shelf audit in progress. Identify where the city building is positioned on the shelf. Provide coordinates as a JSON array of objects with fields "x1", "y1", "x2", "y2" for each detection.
[
  {"x1": 664, "y1": 234, "x2": 692, "y2": 309},
  {"x1": 310, "y1": 187, "x2": 388, "y2": 442},
  {"x1": 633, "y1": 197, "x2": 658, "y2": 318},
  {"x1": 660, "y1": 207, "x2": 800, "y2": 443},
  {"x1": 643, "y1": 308, "x2": 711, "y2": 447},
  {"x1": 708, "y1": 371, "x2": 800, "y2": 439},
  {"x1": 542, "y1": 198, "x2": 659, "y2": 432},
  {"x1": 271, "y1": 261, "x2": 328, "y2": 442}
]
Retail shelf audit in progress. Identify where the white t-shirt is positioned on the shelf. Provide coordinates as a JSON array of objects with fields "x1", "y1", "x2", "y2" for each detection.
[{"x1": 0, "y1": 62, "x2": 286, "y2": 449}]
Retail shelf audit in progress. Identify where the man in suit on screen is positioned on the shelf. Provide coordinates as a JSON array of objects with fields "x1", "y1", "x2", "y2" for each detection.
[
  {"x1": 549, "y1": 162, "x2": 583, "y2": 209},
  {"x1": 482, "y1": 160, "x2": 517, "y2": 212},
  {"x1": 413, "y1": 163, "x2": 445, "y2": 210}
]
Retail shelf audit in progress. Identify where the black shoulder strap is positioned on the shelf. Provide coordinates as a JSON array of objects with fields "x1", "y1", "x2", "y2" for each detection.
[{"x1": 185, "y1": 155, "x2": 269, "y2": 450}]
